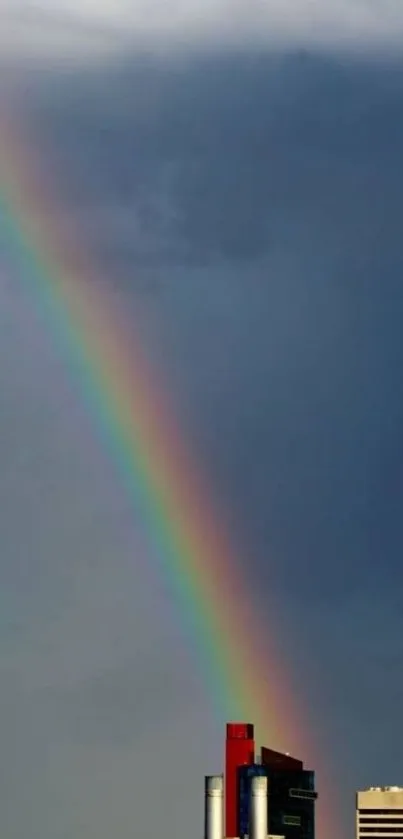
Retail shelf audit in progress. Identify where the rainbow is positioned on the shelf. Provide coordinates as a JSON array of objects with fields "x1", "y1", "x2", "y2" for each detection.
[{"x1": 0, "y1": 111, "x2": 336, "y2": 839}]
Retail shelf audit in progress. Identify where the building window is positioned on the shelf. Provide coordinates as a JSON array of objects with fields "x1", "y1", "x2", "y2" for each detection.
[
  {"x1": 360, "y1": 820, "x2": 403, "y2": 825},
  {"x1": 283, "y1": 815, "x2": 302, "y2": 826}
]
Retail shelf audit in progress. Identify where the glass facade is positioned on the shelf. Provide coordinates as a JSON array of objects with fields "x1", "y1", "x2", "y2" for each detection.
[{"x1": 238, "y1": 762, "x2": 317, "y2": 839}]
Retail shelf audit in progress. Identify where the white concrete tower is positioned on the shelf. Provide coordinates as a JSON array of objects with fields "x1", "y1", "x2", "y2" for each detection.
[
  {"x1": 249, "y1": 775, "x2": 268, "y2": 839},
  {"x1": 205, "y1": 775, "x2": 224, "y2": 839}
]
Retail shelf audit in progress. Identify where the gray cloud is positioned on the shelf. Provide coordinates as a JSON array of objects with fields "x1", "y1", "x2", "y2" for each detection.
[
  {"x1": 2, "y1": 0, "x2": 403, "y2": 61},
  {"x1": 0, "y1": 263, "x2": 218, "y2": 839},
  {"x1": 2, "y1": 45, "x2": 403, "y2": 839}
]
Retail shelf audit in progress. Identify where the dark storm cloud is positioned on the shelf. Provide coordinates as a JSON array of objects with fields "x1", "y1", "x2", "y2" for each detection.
[
  {"x1": 2, "y1": 46, "x2": 403, "y2": 839},
  {"x1": 27, "y1": 50, "x2": 403, "y2": 579}
]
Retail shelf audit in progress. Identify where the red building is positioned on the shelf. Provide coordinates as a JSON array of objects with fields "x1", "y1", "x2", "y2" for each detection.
[{"x1": 225, "y1": 723, "x2": 255, "y2": 837}]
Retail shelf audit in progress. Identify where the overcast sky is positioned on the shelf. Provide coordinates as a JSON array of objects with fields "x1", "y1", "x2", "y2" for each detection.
[
  {"x1": 2, "y1": 0, "x2": 403, "y2": 60},
  {"x1": 1, "y1": 5, "x2": 403, "y2": 839}
]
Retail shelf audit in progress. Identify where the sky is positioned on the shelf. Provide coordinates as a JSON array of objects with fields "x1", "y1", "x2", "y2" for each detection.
[
  {"x1": 1, "y1": 3, "x2": 403, "y2": 839},
  {"x1": 2, "y1": 0, "x2": 403, "y2": 60}
]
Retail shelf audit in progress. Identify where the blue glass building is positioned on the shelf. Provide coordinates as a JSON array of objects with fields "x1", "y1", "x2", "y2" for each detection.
[{"x1": 238, "y1": 749, "x2": 317, "y2": 839}]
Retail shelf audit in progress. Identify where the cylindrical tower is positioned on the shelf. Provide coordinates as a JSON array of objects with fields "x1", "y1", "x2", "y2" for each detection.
[
  {"x1": 225, "y1": 722, "x2": 255, "y2": 837},
  {"x1": 204, "y1": 775, "x2": 224, "y2": 839},
  {"x1": 249, "y1": 775, "x2": 268, "y2": 839}
]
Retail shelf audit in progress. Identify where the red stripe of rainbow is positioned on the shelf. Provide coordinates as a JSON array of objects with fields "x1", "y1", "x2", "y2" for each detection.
[{"x1": 0, "y1": 112, "x2": 336, "y2": 839}]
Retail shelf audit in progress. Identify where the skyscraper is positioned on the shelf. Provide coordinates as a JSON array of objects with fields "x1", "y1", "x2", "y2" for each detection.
[{"x1": 356, "y1": 788, "x2": 403, "y2": 839}]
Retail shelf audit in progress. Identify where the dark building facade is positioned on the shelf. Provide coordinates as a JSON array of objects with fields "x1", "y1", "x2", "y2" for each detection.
[{"x1": 238, "y1": 747, "x2": 317, "y2": 839}]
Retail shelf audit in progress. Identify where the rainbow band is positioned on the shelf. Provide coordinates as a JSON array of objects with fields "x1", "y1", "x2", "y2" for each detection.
[{"x1": 0, "y1": 113, "x2": 336, "y2": 839}]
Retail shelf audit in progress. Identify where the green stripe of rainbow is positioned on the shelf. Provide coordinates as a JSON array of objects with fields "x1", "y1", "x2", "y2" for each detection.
[{"x1": 0, "y1": 112, "x2": 336, "y2": 839}]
